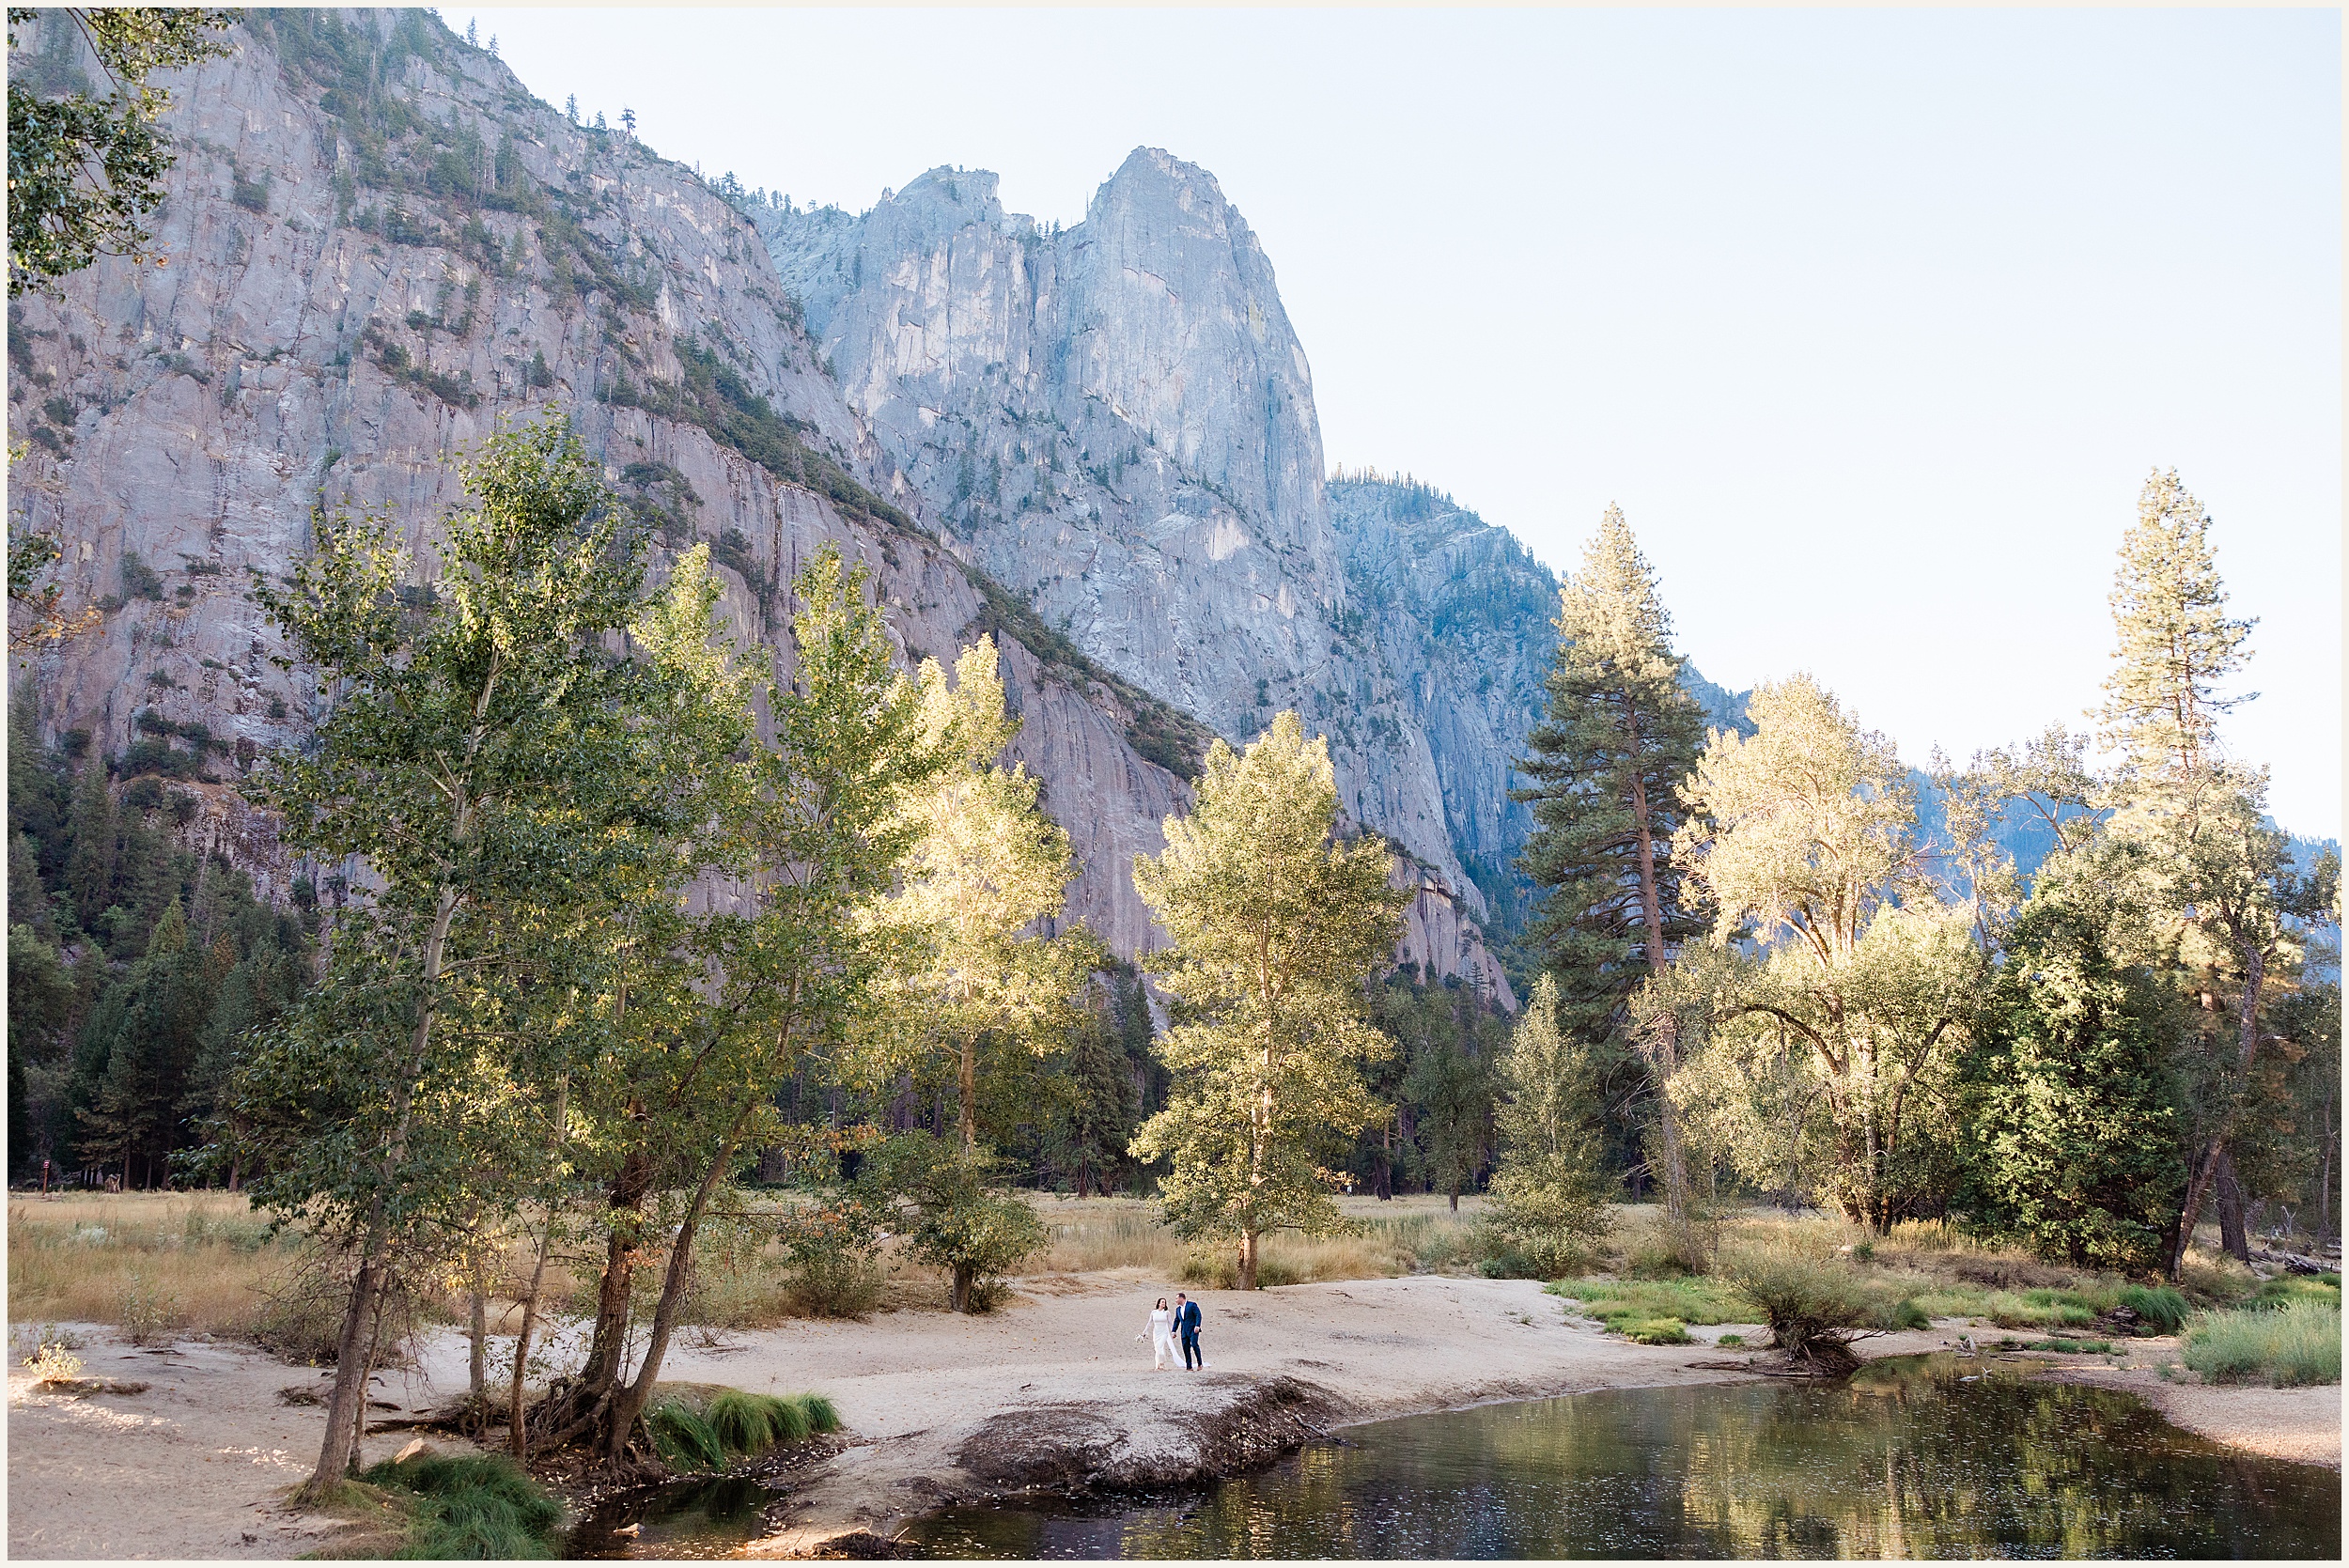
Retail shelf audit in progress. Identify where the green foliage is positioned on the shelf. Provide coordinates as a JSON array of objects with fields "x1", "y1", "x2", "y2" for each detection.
[
  {"x1": 360, "y1": 1451, "x2": 563, "y2": 1560},
  {"x1": 2180, "y1": 1300, "x2": 2341, "y2": 1387},
  {"x1": 2118, "y1": 1284, "x2": 2189, "y2": 1333},
  {"x1": 1515, "y1": 505, "x2": 1706, "y2": 1039},
  {"x1": 1956, "y1": 842, "x2": 2186, "y2": 1269},
  {"x1": 1664, "y1": 675, "x2": 1979, "y2": 1231},
  {"x1": 1129, "y1": 713, "x2": 1412, "y2": 1288},
  {"x1": 1486, "y1": 974, "x2": 1612, "y2": 1273},
  {"x1": 7, "y1": 7, "x2": 236, "y2": 296},
  {"x1": 864, "y1": 1137, "x2": 1047, "y2": 1312},
  {"x1": 1717, "y1": 1240, "x2": 1919, "y2": 1372},
  {"x1": 2097, "y1": 470, "x2": 2254, "y2": 779},
  {"x1": 1392, "y1": 986, "x2": 1498, "y2": 1211}
]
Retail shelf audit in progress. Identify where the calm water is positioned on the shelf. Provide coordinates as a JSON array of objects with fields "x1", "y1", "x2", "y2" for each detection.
[{"x1": 898, "y1": 1357, "x2": 2341, "y2": 1560}]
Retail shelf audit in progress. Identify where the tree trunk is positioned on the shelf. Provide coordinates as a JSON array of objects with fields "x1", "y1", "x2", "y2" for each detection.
[
  {"x1": 2215, "y1": 1147, "x2": 2249, "y2": 1263},
  {"x1": 957, "y1": 1037, "x2": 978, "y2": 1152},
  {"x1": 298, "y1": 877, "x2": 462, "y2": 1502},
  {"x1": 1627, "y1": 767, "x2": 1693, "y2": 1240},
  {"x1": 1237, "y1": 1228, "x2": 1259, "y2": 1292},
  {"x1": 950, "y1": 1263, "x2": 975, "y2": 1313},
  {"x1": 602, "y1": 1112, "x2": 753, "y2": 1462},
  {"x1": 304, "y1": 1253, "x2": 386, "y2": 1493},
  {"x1": 467, "y1": 1277, "x2": 488, "y2": 1402},
  {"x1": 509, "y1": 1225, "x2": 552, "y2": 1461}
]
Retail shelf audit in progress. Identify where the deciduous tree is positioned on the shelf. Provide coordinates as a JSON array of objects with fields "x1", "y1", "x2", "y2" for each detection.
[{"x1": 1128, "y1": 712, "x2": 1409, "y2": 1289}]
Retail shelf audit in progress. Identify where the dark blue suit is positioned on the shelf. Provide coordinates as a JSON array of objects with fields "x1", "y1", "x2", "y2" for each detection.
[{"x1": 1177, "y1": 1298, "x2": 1203, "y2": 1369}]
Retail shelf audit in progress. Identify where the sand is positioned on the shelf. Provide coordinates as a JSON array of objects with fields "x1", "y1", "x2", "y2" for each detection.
[{"x1": 8, "y1": 1274, "x2": 2341, "y2": 1559}]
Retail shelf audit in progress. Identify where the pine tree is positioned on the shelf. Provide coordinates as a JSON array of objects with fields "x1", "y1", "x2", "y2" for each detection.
[
  {"x1": 1488, "y1": 973, "x2": 1611, "y2": 1271},
  {"x1": 2098, "y1": 470, "x2": 2254, "y2": 780},
  {"x1": 1129, "y1": 712, "x2": 1410, "y2": 1289},
  {"x1": 1514, "y1": 505, "x2": 1706, "y2": 1239}
]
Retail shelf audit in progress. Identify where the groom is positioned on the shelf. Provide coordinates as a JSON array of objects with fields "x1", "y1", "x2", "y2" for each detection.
[{"x1": 1174, "y1": 1292, "x2": 1204, "y2": 1370}]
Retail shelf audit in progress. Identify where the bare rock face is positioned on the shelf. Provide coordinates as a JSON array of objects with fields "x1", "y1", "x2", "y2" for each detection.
[
  {"x1": 759, "y1": 155, "x2": 1522, "y2": 980},
  {"x1": 4, "y1": 8, "x2": 1186, "y2": 957}
]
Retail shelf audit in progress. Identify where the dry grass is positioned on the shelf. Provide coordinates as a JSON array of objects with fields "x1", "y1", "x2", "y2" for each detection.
[
  {"x1": 8, "y1": 1192, "x2": 297, "y2": 1341},
  {"x1": 1021, "y1": 1193, "x2": 1486, "y2": 1286}
]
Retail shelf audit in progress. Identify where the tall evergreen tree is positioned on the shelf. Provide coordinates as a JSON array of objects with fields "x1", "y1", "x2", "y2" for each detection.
[
  {"x1": 1514, "y1": 505, "x2": 1706, "y2": 1238},
  {"x1": 2097, "y1": 470, "x2": 2254, "y2": 780}
]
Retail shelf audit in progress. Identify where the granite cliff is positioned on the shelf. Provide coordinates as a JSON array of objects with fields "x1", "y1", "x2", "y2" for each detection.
[{"x1": 8, "y1": 10, "x2": 1591, "y2": 992}]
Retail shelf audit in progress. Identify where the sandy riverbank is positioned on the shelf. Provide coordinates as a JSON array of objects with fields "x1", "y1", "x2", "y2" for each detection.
[{"x1": 8, "y1": 1271, "x2": 2341, "y2": 1559}]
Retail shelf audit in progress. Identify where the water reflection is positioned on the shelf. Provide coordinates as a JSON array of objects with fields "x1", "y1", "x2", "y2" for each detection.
[
  {"x1": 568, "y1": 1473, "x2": 782, "y2": 1560},
  {"x1": 904, "y1": 1356, "x2": 2341, "y2": 1559}
]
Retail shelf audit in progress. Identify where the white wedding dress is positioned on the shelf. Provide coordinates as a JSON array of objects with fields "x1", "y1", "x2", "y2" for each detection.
[{"x1": 1146, "y1": 1307, "x2": 1177, "y2": 1369}]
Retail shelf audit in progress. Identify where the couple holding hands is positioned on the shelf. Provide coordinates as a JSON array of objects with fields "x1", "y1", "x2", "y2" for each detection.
[{"x1": 1140, "y1": 1292, "x2": 1207, "y2": 1370}]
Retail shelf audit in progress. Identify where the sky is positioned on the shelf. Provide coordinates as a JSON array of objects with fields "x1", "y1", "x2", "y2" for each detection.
[{"x1": 471, "y1": 8, "x2": 2341, "y2": 837}]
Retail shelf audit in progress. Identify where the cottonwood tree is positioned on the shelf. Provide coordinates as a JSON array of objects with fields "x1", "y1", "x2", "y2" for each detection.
[
  {"x1": 538, "y1": 545, "x2": 967, "y2": 1459},
  {"x1": 857, "y1": 637, "x2": 1094, "y2": 1155},
  {"x1": 1659, "y1": 676, "x2": 1981, "y2": 1233},
  {"x1": 1487, "y1": 972, "x2": 1612, "y2": 1271},
  {"x1": 1128, "y1": 712, "x2": 1409, "y2": 1289},
  {"x1": 242, "y1": 413, "x2": 677, "y2": 1498},
  {"x1": 1514, "y1": 506, "x2": 1707, "y2": 1248}
]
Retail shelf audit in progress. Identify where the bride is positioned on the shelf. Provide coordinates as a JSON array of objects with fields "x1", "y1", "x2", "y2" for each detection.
[{"x1": 1138, "y1": 1297, "x2": 1178, "y2": 1370}]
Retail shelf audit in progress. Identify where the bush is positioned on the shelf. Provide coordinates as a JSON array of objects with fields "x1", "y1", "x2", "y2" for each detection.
[
  {"x1": 863, "y1": 1138, "x2": 1046, "y2": 1313},
  {"x1": 119, "y1": 1272, "x2": 179, "y2": 1346},
  {"x1": 2181, "y1": 1301, "x2": 2341, "y2": 1387},
  {"x1": 2118, "y1": 1283, "x2": 2189, "y2": 1333},
  {"x1": 1719, "y1": 1242, "x2": 1886, "y2": 1374},
  {"x1": 781, "y1": 1247, "x2": 884, "y2": 1319},
  {"x1": 1623, "y1": 1316, "x2": 1691, "y2": 1344},
  {"x1": 359, "y1": 1451, "x2": 563, "y2": 1560}
]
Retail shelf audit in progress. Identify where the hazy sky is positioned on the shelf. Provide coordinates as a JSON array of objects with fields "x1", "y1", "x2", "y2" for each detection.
[{"x1": 472, "y1": 8, "x2": 2341, "y2": 836}]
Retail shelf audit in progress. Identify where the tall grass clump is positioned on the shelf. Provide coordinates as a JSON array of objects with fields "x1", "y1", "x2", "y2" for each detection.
[
  {"x1": 352, "y1": 1451, "x2": 563, "y2": 1560},
  {"x1": 2118, "y1": 1283, "x2": 2189, "y2": 1333},
  {"x1": 649, "y1": 1389, "x2": 841, "y2": 1473},
  {"x1": 2181, "y1": 1301, "x2": 2341, "y2": 1387}
]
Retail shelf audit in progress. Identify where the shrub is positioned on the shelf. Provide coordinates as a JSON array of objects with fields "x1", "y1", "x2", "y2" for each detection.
[
  {"x1": 2181, "y1": 1301, "x2": 2341, "y2": 1387},
  {"x1": 781, "y1": 1247, "x2": 884, "y2": 1320},
  {"x1": 119, "y1": 1272, "x2": 179, "y2": 1346},
  {"x1": 25, "y1": 1340, "x2": 84, "y2": 1382},
  {"x1": 1623, "y1": 1316, "x2": 1691, "y2": 1344},
  {"x1": 2118, "y1": 1283, "x2": 2189, "y2": 1333},
  {"x1": 1718, "y1": 1243, "x2": 1884, "y2": 1374},
  {"x1": 863, "y1": 1138, "x2": 1046, "y2": 1313}
]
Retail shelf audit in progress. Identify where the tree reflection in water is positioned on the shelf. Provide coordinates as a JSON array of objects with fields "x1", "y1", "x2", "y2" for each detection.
[{"x1": 903, "y1": 1356, "x2": 2339, "y2": 1560}]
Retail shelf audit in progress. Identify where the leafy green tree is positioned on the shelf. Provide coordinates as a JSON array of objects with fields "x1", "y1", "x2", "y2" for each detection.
[
  {"x1": 863, "y1": 1135, "x2": 1047, "y2": 1312},
  {"x1": 1957, "y1": 840, "x2": 2186, "y2": 1269},
  {"x1": 7, "y1": 8, "x2": 234, "y2": 295},
  {"x1": 1128, "y1": 712, "x2": 1410, "y2": 1290},
  {"x1": 2088, "y1": 472, "x2": 2340, "y2": 1273},
  {"x1": 241, "y1": 412, "x2": 671, "y2": 1498},
  {"x1": 542, "y1": 544, "x2": 966, "y2": 1456},
  {"x1": 1404, "y1": 1026, "x2": 1493, "y2": 1213},
  {"x1": 857, "y1": 637, "x2": 1094, "y2": 1154},
  {"x1": 1514, "y1": 506, "x2": 1707, "y2": 1239},
  {"x1": 1488, "y1": 973, "x2": 1612, "y2": 1272},
  {"x1": 1661, "y1": 676, "x2": 1981, "y2": 1232}
]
